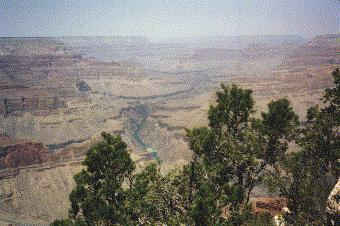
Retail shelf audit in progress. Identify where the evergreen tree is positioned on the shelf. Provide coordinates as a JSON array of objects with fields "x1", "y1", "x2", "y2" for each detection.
[
  {"x1": 267, "y1": 68, "x2": 340, "y2": 225},
  {"x1": 68, "y1": 132, "x2": 135, "y2": 225},
  {"x1": 184, "y1": 84, "x2": 298, "y2": 225}
]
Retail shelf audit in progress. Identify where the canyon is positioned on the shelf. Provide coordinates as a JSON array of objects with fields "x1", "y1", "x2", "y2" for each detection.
[{"x1": 0, "y1": 34, "x2": 339, "y2": 224}]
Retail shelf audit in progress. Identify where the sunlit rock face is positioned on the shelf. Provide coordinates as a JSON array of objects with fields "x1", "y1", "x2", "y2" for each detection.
[
  {"x1": 327, "y1": 178, "x2": 340, "y2": 223},
  {"x1": 0, "y1": 157, "x2": 83, "y2": 224},
  {"x1": 0, "y1": 136, "x2": 87, "y2": 224}
]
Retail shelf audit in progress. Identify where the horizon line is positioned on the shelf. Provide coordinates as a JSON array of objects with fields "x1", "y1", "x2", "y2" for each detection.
[{"x1": 0, "y1": 33, "x2": 338, "y2": 40}]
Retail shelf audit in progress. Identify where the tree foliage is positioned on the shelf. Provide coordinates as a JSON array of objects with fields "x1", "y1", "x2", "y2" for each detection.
[
  {"x1": 266, "y1": 68, "x2": 340, "y2": 225},
  {"x1": 68, "y1": 132, "x2": 135, "y2": 225},
  {"x1": 182, "y1": 84, "x2": 298, "y2": 225}
]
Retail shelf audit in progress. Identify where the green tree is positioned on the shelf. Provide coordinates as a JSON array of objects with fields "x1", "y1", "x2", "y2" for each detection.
[
  {"x1": 68, "y1": 132, "x2": 135, "y2": 225},
  {"x1": 181, "y1": 84, "x2": 298, "y2": 225},
  {"x1": 127, "y1": 163, "x2": 188, "y2": 225},
  {"x1": 267, "y1": 68, "x2": 340, "y2": 225},
  {"x1": 260, "y1": 98, "x2": 299, "y2": 166}
]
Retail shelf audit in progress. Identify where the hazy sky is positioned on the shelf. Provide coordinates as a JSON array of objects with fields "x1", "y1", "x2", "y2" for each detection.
[{"x1": 0, "y1": 0, "x2": 339, "y2": 39}]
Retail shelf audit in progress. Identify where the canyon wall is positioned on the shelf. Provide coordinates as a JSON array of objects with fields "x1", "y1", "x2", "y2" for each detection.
[{"x1": 0, "y1": 34, "x2": 338, "y2": 224}]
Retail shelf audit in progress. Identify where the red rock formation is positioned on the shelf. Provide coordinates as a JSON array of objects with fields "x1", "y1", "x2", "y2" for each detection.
[
  {"x1": 252, "y1": 197, "x2": 287, "y2": 216},
  {"x1": 0, "y1": 142, "x2": 49, "y2": 169}
]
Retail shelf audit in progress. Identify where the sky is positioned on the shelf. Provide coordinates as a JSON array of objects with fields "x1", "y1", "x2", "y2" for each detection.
[{"x1": 0, "y1": 0, "x2": 339, "y2": 40}]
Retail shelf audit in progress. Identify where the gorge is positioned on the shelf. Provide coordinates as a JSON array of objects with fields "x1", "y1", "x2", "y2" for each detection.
[{"x1": 0, "y1": 34, "x2": 339, "y2": 224}]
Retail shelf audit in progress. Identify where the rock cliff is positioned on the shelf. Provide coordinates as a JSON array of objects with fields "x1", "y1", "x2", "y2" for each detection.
[
  {"x1": 327, "y1": 178, "x2": 340, "y2": 224},
  {"x1": 0, "y1": 142, "x2": 49, "y2": 169}
]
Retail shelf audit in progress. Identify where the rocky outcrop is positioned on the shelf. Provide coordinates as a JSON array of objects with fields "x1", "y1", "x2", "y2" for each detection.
[
  {"x1": 0, "y1": 54, "x2": 78, "y2": 117},
  {"x1": 251, "y1": 197, "x2": 287, "y2": 216},
  {"x1": 0, "y1": 139, "x2": 84, "y2": 224},
  {"x1": 0, "y1": 159, "x2": 83, "y2": 224},
  {"x1": 284, "y1": 34, "x2": 340, "y2": 66},
  {"x1": 327, "y1": 178, "x2": 340, "y2": 224},
  {"x1": 0, "y1": 142, "x2": 49, "y2": 169},
  {"x1": 0, "y1": 96, "x2": 65, "y2": 117}
]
